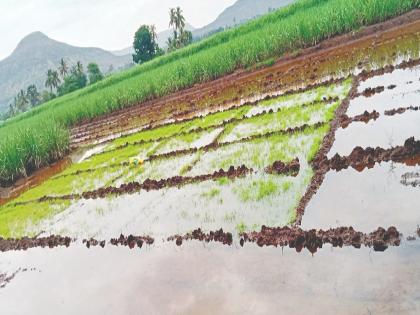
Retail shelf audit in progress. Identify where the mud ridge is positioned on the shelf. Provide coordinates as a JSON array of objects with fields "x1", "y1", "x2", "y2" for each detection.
[
  {"x1": 168, "y1": 228, "x2": 233, "y2": 246},
  {"x1": 240, "y1": 225, "x2": 401, "y2": 253},
  {"x1": 318, "y1": 137, "x2": 420, "y2": 173},
  {"x1": 294, "y1": 76, "x2": 359, "y2": 225},
  {"x1": 0, "y1": 234, "x2": 155, "y2": 253},
  {"x1": 0, "y1": 235, "x2": 73, "y2": 252},
  {"x1": 340, "y1": 110, "x2": 380, "y2": 128},
  {"x1": 354, "y1": 86, "x2": 385, "y2": 98},
  {"x1": 384, "y1": 105, "x2": 419, "y2": 116},
  {"x1": 358, "y1": 58, "x2": 420, "y2": 82},
  {"x1": 84, "y1": 234, "x2": 154, "y2": 249}
]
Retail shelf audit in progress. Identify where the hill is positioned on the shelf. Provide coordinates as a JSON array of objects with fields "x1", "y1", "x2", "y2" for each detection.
[
  {"x1": 0, "y1": 32, "x2": 132, "y2": 112},
  {"x1": 192, "y1": 0, "x2": 295, "y2": 39}
]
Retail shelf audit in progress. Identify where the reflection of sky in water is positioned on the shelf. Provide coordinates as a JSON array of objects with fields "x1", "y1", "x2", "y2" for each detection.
[
  {"x1": 0, "y1": 242, "x2": 420, "y2": 314},
  {"x1": 303, "y1": 162, "x2": 420, "y2": 236}
]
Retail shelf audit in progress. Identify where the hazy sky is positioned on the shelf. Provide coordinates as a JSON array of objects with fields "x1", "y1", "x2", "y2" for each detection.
[{"x1": 0, "y1": 0, "x2": 236, "y2": 60}]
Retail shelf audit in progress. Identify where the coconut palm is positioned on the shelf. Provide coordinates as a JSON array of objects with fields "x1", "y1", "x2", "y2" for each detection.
[
  {"x1": 175, "y1": 7, "x2": 186, "y2": 32},
  {"x1": 58, "y1": 58, "x2": 69, "y2": 78},
  {"x1": 45, "y1": 69, "x2": 61, "y2": 92},
  {"x1": 169, "y1": 8, "x2": 176, "y2": 28}
]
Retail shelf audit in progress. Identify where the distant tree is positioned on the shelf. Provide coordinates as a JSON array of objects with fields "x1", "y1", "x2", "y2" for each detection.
[
  {"x1": 170, "y1": 7, "x2": 185, "y2": 32},
  {"x1": 132, "y1": 25, "x2": 161, "y2": 64},
  {"x1": 14, "y1": 89, "x2": 29, "y2": 113},
  {"x1": 57, "y1": 65, "x2": 87, "y2": 95},
  {"x1": 75, "y1": 61, "x2": 84, "y2": 74},
  {"x1": 107, "y1": 64, "x2": 114, "y2": 74},
  {"x1": 87, "y1": 62, "x2": 104, "y2": 84},
  {"x1": 179, "y1": 30, "x2": 192, "y2": 46},
  {"x1": 167, "y1": 7, "x2": 192, "y2": 51},
  {"x1": 8, "y1": 103, "x2": 17, "y2": 118},
  {"x1": 26, "y1": 84, "x2": 40, "y2": 106},
  {"x1": 41, "y1": 90, "x2": 56, "y2": 103},
  {"x1": 45, "y1": 69, "x2": 61, "y2": 92},
  {"x1": 58, "y1": 58, "x2": 69, "y2": 78}
]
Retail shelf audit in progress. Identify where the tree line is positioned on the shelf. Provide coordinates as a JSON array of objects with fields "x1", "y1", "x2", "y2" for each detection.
[
  {"x1": 1, "y1": 6, "x2": 191, "y2": 121},
  {"x1": 1, "y1": 59, "x2": 104, "y2": 121},
  {"x1": 132, "y1": 7, "x2": 193, "y2": 64}
]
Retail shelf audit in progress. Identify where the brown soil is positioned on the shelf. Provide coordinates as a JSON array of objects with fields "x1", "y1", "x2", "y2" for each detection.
[
  {"x1": 0, "y1": 234, "x2": 155, "y2": 253},
  {"x1": 355, "y1": 86, "x2": 385, "y2": 98},
  {"x1": 240, "y1": 225, "x2": 401, "y2": 253},
  {"x1": 321, "y1": 137, "x2": 420, "y2": 173},
  {"x1": 108, "y1": 234, "x2": 154, "y2": 249},
  {"x1": 340, "y1": 110, "x2": 380, "y2": 128},
  {"x1": 0, "y1": 158, "x2": 71, "y2": 204},
  {"x1": 265, "y1": 158, "x2": 300, "y2": 176},
  {"x1": 385, "y1": 105, "x2": 420, "y2": 116},
  {"x1": 0, "y1": 235, "x2": 73, "y2": 252},
  {"x1": 168, "y1": 228, "x2": 233, "y2": 246},
  {"x1": 0, "y1": 226, "x2": 402, "y2": 255},
  {"x1": 358, "y1": 58, "x2": 420, "y2": 82}
]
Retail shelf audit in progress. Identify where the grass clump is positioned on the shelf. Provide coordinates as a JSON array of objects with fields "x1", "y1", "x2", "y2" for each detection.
[{"x1": 237, "y1": 179, "x2": 279, "y2": 202}]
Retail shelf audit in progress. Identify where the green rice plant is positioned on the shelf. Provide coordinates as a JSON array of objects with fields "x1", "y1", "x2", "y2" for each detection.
[{"x1": 0, "y1": 201, "x2": 70, "y2": 238}]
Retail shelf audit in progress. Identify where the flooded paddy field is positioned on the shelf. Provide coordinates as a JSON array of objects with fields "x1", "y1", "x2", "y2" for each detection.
[
  {"x1": 1, "y1": 11, "x2": 420, "y2": 313},
  {"x1": 1, "y1": 241, "x2": 420, "y2": 314}
]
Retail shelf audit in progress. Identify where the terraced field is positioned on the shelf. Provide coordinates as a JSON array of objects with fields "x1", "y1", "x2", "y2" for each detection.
[
  {"x1": 0, "y1": 78, "x2": 351, "y2": 239},
  {"x1": 1, "y1": 8, "x2": 420, "y2": 315}
]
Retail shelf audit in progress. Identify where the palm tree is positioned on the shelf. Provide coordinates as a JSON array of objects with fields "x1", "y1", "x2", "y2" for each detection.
[
  {"x1": 15, "y1": 89, "x2": 29, "y2": 112},
  {"x1": 58, "y1": 58, "x2": 69, "y2": 78},
  {"x1": 169, "y1": 8, "x2": 176, "y2": 28},
  {"x1": 168, "y1": 7, "x2": 188, "y2": 50},
  {"x1": 75, "y1": 61, "x2": 83, "y2": 74},
  {"x1": 175, "y1": 7, "x2": 186, "y2": 33},
  {"x1": 45, "y1": 69, "x2": 61, "y2": 92}
]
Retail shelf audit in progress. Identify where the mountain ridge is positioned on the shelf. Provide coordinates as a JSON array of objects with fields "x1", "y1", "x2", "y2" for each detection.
[{"x1": 0, "y1": 32, "x2": 131, "y2": 112}]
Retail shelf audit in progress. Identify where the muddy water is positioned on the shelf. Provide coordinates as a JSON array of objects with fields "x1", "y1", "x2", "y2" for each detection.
[
  {"x1": 329, "y1": 109, "x2": 420, "y2": 158},
  {"x1": 302, "y1": 162, "x2": 420, "y2": 236},
  {"x1": 0, "y1": 158, "x2": 71, "y2": 205},
  {"x1": 0, "y1": 242, "x2": 419, "y2": 314},
  {"x1": 348, "y1": 66, "x2": 420, "y2": 117}
]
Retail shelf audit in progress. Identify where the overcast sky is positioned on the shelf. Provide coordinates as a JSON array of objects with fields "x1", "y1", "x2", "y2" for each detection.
[{"x1": 0, "y1": 0, "x2": 236, "y2": 60}]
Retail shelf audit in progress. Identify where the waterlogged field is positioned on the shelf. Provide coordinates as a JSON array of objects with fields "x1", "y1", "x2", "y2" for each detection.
[
  {"x1": 0, "y1": 79, "x2": 352, "y2": 238},
  {"x1": 0, "y1": 0, "x2": 419, "y2": 187},
  {"x1": 1, "y1": 7, "x2": 420, "y2": 314}
]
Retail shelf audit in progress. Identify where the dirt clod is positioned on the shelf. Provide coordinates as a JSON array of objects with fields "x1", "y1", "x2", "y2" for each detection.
[{"x1": 241, "y1": 226, "x2": 400, "y2": 253}]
